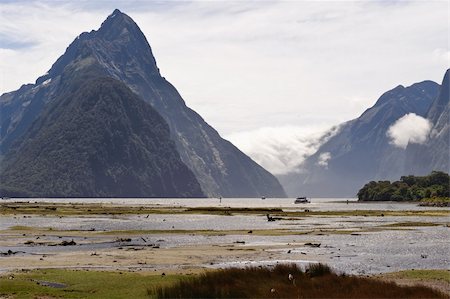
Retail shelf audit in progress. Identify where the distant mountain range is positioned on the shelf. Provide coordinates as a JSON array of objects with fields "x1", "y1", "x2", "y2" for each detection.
[
  {"x1": 280, "y1": 70, "x2": 449, "y2": 197},
  {"x1": 0, "y1": 9, "x2": 286, "y2": 198}
]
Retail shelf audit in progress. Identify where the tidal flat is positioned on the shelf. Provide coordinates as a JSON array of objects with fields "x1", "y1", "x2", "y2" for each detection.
[{"x1": 1, "y1": 198, "x2": 449, "y2": 297}]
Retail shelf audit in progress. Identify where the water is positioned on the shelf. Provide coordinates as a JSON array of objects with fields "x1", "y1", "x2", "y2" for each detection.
[
  {"x1": 1, "y1": 198, "x2": 449, "y2": 275},
  {"x1": 3, "y1": 197, "x2": 444, "y2": 211}
]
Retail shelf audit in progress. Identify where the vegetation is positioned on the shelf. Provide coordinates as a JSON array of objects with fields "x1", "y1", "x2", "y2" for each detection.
[
  {"x1": 357, "y1": 171, "x2": 450, "y2": 201},
  {"x1": 2, "y1": 202, "x2": 450, "y2": 219},
  {"x1": 0, "y1": 76, "x2": 204, "y2": 198},
  {"x1": 381, "y1": 269, "x2": 450, "y2": 282},
  {"x1": 0, "y1": 265, "x2": 447, "y2": 298},
  {"x1": 0, "y1": 269, "x2": 182, "y2": 299},
  {"x1": 153, "y1": 263, "x2": 448, "y2": 298}
]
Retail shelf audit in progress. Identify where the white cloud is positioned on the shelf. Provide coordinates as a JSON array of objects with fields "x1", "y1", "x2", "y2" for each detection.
[
  {"x1": 226, "y1": 125, "x2": 338, "y2": 175},
  {"x1": 387, "y1": 113, "x2": 432, "y2": 149},
  {"x1": 317, "y1": 152, "x2": 331, "y2": 168},
  {"x1": 0, "y1": 1, "x2": 447, "y2": 139}
]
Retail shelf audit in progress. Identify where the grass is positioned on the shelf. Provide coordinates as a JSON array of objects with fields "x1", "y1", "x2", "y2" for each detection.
[
  {"x1": 380, "y1": 221, "x2": 443, "y2": 227},
  {"x1": 8, "y1": 225, "x2": 36, "y2": 230},
  {"x1": 153, "y1": 264, "x2": 449, "y2": 299},
  {"x1": 2, "y1": 202, "x2": 449, "y2": 217},
  {"x1": 0, "y1": 202, "x2": 180, "y2": 216},
  {"x1": 381, "y1": 269, "x2": 450, "y2": 282},
  {"x1": 1, "y1": 266, "x2": 447, "y2": 299},
  {"x1": 0, "y1": 269, "x2": 182, "y2": 299}
]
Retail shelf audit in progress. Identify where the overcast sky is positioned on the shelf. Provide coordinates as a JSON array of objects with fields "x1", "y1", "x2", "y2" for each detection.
[{"x1": 1, "y1": 0, "x2": 448, "y2": 174}]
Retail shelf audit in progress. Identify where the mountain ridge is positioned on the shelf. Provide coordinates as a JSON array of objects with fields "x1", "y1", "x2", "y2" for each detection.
[
  {"x1": 279, "y1": 78, "x2": 443, "y2": 197},
  {"x1": 0, "y1": 9, "x2": 286, "y2": 198}
]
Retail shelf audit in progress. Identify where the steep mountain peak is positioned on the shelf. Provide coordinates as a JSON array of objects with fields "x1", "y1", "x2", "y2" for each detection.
[
  {"x1": 111, "y1": 8, "x2": 123, "y2": 16},
  {"x1": 35, "y1": 9, "x2": 160, "y2": 86},
  {"x1": 97, "y1": 9, "x2": 141, "y2": 41},
  {"x1": 1, "y1": 9, "x2": 287, "y2": 198},
  {"x1": 427, "y1": 69, "x2": 449, "y2": 125}
]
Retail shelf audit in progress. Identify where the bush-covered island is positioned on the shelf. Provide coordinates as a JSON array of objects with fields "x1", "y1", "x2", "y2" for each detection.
[{"x1": 357, "y1": 171, "x2": 450, "y2": 202}]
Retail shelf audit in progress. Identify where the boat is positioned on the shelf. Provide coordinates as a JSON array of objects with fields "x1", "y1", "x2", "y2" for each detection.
[{"x1": 294, "y1": 197, "x2": 310, "y2": 204}]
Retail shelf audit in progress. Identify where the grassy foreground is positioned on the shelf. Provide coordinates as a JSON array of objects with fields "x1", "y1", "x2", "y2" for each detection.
[
  {"x1": 1, "y1": 266, "x2": 448, "y2": 299},
  {"x1": 0, "y1": 269, "x2": 181, "y2": 299},
  {"x1": 153, "y1": 264, "x2": 448, "y2": 299},
  {"x1": 388, "y1": 269, "x2": 450, "y2": 281}
]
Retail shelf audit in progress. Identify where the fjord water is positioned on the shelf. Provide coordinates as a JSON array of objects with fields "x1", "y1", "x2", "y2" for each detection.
[{"x1": 2, "y1": 198, "x2": 448, "y2": 275}]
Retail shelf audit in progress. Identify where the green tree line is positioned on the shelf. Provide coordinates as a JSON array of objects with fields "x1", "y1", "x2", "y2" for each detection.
[{"x1": 357, "y1": 171, "x2": 449, "y2": 201}]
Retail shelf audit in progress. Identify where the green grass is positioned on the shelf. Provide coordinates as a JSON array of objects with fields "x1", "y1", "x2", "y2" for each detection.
[
  {"x1": 383, "y1": 269, "x2": 450, "y2": 282},
  {"x1": 380, "y1": 221, "x2": 443, "y2": 227},
  {"x1": 0, "y1": 202, "x2": 181, "y2": 216},
  {"x1": 1, "y1": 267, "x2": 447, "y2": 299},
  {"x1": 2, "y1": 202, "x2": 449, "y2": 217},
  {"x1": 153, "y1": 264, "x2": 448, "y2": 298},
  {"x1": 8, "y1": 225, "x2": 37, "y2": 230},
  {"x1": 0, "y1": 269, "x2": 182, "y2": 299}
]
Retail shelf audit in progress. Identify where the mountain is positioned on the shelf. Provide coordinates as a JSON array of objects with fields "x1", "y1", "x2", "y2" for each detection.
[
  {"x1": 279, "y1": 80, "x2": 441, "y2": 197},
  {"x1": 405, "y1": 70, "x2": 450, "y2": 175},
  {"x1": 0, "y1": 76, "x2": 204, "y2": 198},
  {"x1": 0, "y1": 9, "x2": 286, "y2": 198}
]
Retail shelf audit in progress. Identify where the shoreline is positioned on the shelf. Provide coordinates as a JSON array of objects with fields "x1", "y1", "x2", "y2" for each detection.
[{"x1": 1, "y1": 199, "x2": 449, "y2": 297}]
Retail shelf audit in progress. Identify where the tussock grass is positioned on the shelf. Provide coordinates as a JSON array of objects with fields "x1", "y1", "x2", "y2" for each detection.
[{"x1": 152, "y1": 264, "x2": 448, "y2": 299}]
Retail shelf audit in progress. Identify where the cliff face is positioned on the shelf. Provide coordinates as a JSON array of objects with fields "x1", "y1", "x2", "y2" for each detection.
[
  {"x1": 279, "y1": 80, "x2": 441, "y2": 197},
  {"x1": 405, "y1": 69, "x2": 450, "y2": 175},
  {"x1": 0, "y1": 9, "x2": 286, "y2": 198}
]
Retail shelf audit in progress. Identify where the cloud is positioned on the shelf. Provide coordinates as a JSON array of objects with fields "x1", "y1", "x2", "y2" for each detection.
[
  {"x1": 317, "y1": 152, "x2": 331, "y2": 168},
  {"x1": 0, "y1": 1, "x2": 447, "y2": 139},
  {"x1": 226, "y1": 125, "x2": 338, "y2": 175},
  {"x1": 387, "y1": 113, "x2": 432, "y2": 149}
]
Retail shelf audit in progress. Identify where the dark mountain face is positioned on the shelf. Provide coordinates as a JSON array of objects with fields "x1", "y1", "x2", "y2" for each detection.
[
  {"x1": 405, "y1": 70, "x2": 450, "y2": 175},
  {"x1": 279, "y1": 80, "x2": 440, "y2": 197},
  {"x1": 0, "y1": 9, "x2": 286, "y2": 198},
  {"x1": 0, "y1": 77, "x2": 204, "y2": 198}
]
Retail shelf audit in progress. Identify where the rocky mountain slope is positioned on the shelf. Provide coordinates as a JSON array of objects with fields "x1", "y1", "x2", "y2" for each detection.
[
  {"x1": 0, "y1": 9, "x2": 286, "y2": 198},
  {"x1": 279, "y1": 79, "x2": 442, "y2": 197},
  {"x1": 405, "y1": 70, "x2": 450, "y2": 175},
  {"x1": 0, "y1": 76, "x2": 204, "y2": 198}
]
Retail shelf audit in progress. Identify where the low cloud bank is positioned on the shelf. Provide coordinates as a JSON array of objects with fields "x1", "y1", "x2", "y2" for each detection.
[
  {"x1": 387, "y1": 113, "x2": 432, "y2": 149},
  {"x1": 226, "y1": 125, "x2": 338, "y2": 175}
]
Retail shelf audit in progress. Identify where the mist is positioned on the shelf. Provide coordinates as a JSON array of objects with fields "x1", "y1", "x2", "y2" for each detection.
[{"x1": 226, "y1": 125, "x2": 339, "y2": 175}]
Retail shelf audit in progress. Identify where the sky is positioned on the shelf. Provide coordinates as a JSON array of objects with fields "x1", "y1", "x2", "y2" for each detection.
[{"x1": 1, "y1": 0, "x2": 448, "y2": 175}]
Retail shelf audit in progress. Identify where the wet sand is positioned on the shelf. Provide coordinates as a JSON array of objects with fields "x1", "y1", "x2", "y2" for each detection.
[{"x1": 1, "y1": 200, "x2": 449, "y2": 280}]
